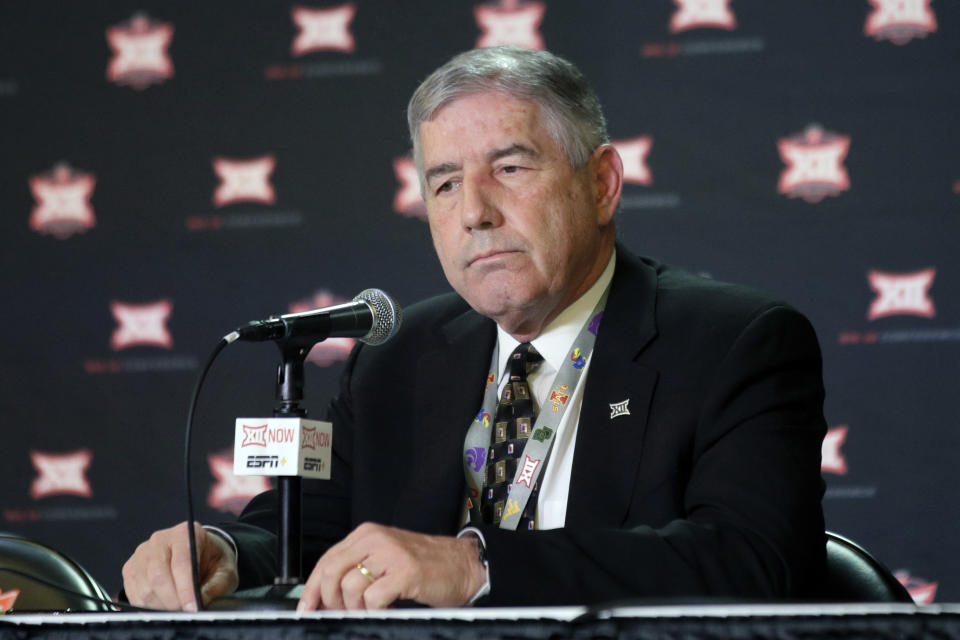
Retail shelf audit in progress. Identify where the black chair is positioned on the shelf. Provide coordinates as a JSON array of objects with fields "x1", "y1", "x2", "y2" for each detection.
[
  {"x1": 0, "y1": 534, "x2": 114, "y2": 612},
  {"x1": 821, "y1": 531, "x2": 913, "y2": 603}
]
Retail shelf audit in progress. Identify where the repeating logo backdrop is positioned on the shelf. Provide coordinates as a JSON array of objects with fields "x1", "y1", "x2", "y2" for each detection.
[{"x1": 0, "y1": 1, "x2": 957, "y2": 601}]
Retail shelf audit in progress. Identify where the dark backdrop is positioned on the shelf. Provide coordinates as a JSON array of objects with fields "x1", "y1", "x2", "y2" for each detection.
[{"x1": 0, "y1": 1, "x2": 957, "y2": 603}]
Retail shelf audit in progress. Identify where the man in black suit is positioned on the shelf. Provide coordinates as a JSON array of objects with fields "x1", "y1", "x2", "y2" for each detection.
[{"x1": 122, "y1": 46, "x2": 826, "y2": 611}]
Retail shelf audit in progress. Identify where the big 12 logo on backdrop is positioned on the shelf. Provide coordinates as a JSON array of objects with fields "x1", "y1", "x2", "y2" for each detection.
[
  {"x1": 30, "y1": 450, "x2": 93, "y2": 500},
  {"x1": 777, "y1": 125, "x2": 851, "y2": 203},
  {"x1": 612, "y1": 137, "x2": 654, "y2": 186},
  {"x1": 106, "y1": 13, "x2": 174, "y2": 89},
  {"x1": 110, "y1": 300, "x2": 174, "y2": 350},
  {"x1": 821, "y1": 426, "x2": 849, "y2": 475},
  {"x1": 392, "y1": 155, "x2": 425, "y2": 219},
  {"x1": 291, "y1": 3, "x2": 357, "y2": 55},
  {"x1": 669, "y1": 0, "x2": 736, "y2": 33},
  {"x1": 895, "y1": 570, "x2": 938, "y2": 604},
  {"x1": 864, "y1": 0, "x2": 937, "y2": 45},
  {"x1": 28, "y1": 163, "x2": 96, "y2": 239},
  {"x1": 266, "y1": 3, "x2": 381, "y2": 81},
  {"x1": 867, "y1": 269, "x2": 936, "y2": 320},
  {"x1": 0, "y1": 590, "x2": 19, "y2": 613},
  {"x1": 207, "y1": 452, "x2": 271, "y2": 515},
  {"x1": 474, "y1": 0, "x2": 546, "y2": 50},
  {"x1": 212, "y1": 155, "x2": 278, "y2": 207}
]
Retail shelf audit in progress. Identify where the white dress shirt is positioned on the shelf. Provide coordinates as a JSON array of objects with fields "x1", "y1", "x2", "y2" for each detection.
[{"x1": 493, "y1": 251, "x2": 616, "y2": 530}]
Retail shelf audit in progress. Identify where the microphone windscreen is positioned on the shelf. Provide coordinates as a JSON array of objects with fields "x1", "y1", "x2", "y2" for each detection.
[{"x1": 355, "y1": 289, "x2": 402, "y2": 345}]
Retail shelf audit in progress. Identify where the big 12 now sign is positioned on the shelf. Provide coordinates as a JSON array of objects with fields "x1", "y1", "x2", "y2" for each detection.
[{"x1": 234, "y1": 418, "x2": 332, "y2": 480}]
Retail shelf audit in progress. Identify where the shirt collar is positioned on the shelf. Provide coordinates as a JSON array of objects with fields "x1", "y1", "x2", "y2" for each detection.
[{"x1": 496, "y1": 250, "x2": 616, "y2": 379}]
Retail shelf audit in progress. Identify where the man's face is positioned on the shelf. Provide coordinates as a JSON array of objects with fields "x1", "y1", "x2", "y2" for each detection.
[{"x1": 419, "y1": 92, "x2": 616, "y2": 338}]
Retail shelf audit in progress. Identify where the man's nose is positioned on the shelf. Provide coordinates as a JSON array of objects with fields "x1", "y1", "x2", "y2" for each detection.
[{"x1": 461, "y1": 174, "x2": 503, "y2": 231}]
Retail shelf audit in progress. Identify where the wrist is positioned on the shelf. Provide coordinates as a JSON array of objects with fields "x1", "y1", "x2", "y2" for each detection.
[
  {"x1": 462, "y1": 536, "x2": 486, "y2": 592},
  {"x1": 202, "y1": 525, "x2": 238, "y2": 562},
  {"x1": 457, "y1": 527, "x2": 490, "y2": 605}
]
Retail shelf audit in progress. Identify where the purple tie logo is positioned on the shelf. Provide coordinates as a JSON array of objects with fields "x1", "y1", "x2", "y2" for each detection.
[{"x1": 466, "y1": 446, "x2": 487, "y2": 472}]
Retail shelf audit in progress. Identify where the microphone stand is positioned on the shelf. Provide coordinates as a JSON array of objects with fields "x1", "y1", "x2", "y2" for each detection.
[
  {"x1": 207, "y1": 337, "x2": 313, "y2": 611},
  {"x1": 272, "y1": 337, "x2": 312, "y2": 588}
]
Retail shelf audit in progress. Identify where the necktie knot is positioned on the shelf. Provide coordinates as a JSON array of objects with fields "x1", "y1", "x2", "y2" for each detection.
[{"x1": 509, "y1": 342, "x2": 543, "y2": 381}]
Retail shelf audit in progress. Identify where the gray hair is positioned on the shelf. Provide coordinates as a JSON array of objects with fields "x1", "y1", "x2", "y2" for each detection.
[{"x1": 407, "y1": 46, "x2": 609, "y2": 176}]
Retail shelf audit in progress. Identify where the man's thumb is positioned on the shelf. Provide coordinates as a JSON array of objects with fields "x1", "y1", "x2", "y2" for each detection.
[{"x1": 200, "y1": 565, "x2": 239, "y2": 606}]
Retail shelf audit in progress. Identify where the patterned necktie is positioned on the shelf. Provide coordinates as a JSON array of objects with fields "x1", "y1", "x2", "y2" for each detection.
[{"x1": 481, "y1": 342, "x2": 544, "y2": 526}]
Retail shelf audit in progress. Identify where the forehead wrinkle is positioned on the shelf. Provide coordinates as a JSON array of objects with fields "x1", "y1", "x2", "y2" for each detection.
[
  {"x1": 429, "y1": 140, "x2": 539, "y2": 170},
  {"x1": 423, "y1": 143, "x2": 540, "y2": 187},
  {"x1": 486, "y1": 143, "x2": 540, "y2": 163},
  {"x1": 420, "y1": 98, "x2": 546, "y2": 188}
]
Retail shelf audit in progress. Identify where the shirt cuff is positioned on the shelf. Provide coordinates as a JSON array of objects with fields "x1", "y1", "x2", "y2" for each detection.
[
  {"x1": 203, "y1": 525, "x2": 239, "y2": 560},
  {"x1": 457, "y1": 526, "x2": 491, "y2": 605}
]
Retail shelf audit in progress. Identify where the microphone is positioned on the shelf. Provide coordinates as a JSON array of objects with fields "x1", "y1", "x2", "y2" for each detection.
[{"x1": 228, "y1": 288, "x2": 402, "y2": 345}]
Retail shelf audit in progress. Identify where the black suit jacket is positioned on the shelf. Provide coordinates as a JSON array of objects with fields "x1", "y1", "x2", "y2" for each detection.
[{"x1": 224, "y1": 248, "x2": 827, "y2": 606}]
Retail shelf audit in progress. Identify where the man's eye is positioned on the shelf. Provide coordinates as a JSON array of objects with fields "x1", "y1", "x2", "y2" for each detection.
[
  {"x1": 436, "y1": 180, "x2": 455, "y2": 195},
  {"x1": 501, "y1": 165, "x2": 520, "y2": 174}
]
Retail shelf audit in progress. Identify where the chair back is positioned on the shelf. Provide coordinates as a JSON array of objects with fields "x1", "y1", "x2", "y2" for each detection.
[
  {"x1": 0, "y1": 534, "x2": 113, "y2": 612},
  {"x1": 822, "y1": 531, "x2": 913, "y2": 603}
]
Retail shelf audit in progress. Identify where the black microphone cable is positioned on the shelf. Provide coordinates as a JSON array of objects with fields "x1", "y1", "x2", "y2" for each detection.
[{"x1": 184, "y1": 335, "x2": 234, "y2": 611}]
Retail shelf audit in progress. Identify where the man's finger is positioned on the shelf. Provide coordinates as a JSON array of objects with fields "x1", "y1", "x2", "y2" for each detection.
[
  {"x1": 297, "y1": 559, "x2": 335, "y2": 612},
  {"x1": 197, "y1": 529, "x2": 239, "y2": 606},
  {"x1": 311, "y1": 540, "x2": 370, "y2": 611},
  {"x1": 141, "y1": 545, "x2": 181, "y2": 610},
  {"x1": 169, "y1": 531, "x2": 201, "y2": 611},
  {"x1": 361, "y1": 572, "x2": 404, "y2": 610},
  {"x1": 340, "y1": 563, "x2": 373, "y2": 610},
  {"x1": 200, "y1": 564, "x2": 238, "y2": 607}
]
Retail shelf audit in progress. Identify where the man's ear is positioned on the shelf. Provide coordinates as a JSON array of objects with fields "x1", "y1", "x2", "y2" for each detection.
[{"x1": 591, "y1": 144, "x2": 623, "y2": 225}]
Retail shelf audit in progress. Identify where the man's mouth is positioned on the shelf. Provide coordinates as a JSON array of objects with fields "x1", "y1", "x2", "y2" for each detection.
[{"x1": 468, "y1": 249, "x2": 521, "y2": 267}]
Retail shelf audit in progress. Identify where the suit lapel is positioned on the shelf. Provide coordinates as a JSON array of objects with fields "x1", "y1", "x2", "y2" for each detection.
[
  {"x1": 392, "y1": 306, "x2": 496, "y2": 534},
  {"x1": 566, "y1": 250, "x2": 661, "y2": 527}
]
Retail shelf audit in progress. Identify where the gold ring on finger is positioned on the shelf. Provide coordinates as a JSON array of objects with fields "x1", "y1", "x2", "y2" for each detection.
[{"x1": 357, "y1": 562, "x2": 376, "y2": 583}]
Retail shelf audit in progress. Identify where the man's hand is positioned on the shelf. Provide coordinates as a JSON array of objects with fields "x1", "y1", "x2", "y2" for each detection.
[
  {"x1": 297, "y1": 522, "x2": 486, "y2": 611},
  {"x1": 121, "y1": 521, "x2": 239, "y2": 611}
]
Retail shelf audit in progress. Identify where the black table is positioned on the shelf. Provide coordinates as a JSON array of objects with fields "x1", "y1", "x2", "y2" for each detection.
[{"x1": 4, "y1": 603, "x2": 959, "y2": 639}]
